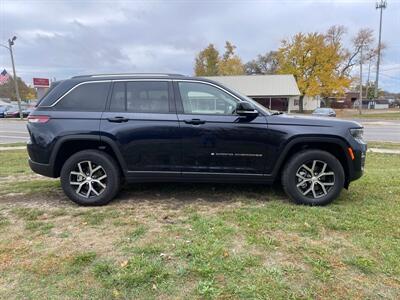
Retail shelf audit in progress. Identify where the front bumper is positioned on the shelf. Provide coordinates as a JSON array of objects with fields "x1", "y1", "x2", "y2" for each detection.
[{"x1": 350, "y1": 143, "x2": 367, "y2": 181}]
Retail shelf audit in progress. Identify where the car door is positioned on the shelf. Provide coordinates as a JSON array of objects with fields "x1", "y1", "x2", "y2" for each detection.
[
  {"x1": 174, "y1": 80, "x2": 269, "y2": 178},
  {"x1": 100, "y1": 80, "x2": 181, "y2": 176}
]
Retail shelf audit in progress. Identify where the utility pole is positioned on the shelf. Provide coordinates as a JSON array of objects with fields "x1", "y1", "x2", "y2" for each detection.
[
  {"x1": 8, "y1": 37, "x2": 23, "y2": 119},
  {"x1": 1, "y1": 36, "x2": 23, "y2": 119},
  {"x1": 359, "y1": 46, "x2": 363, "y2": 115},
  {"x1": 374, "y1": 0, "x2": 387, "y2": 99},
  {"x1": 365, "y1": 50, "x2": 374, "y2": 99}
]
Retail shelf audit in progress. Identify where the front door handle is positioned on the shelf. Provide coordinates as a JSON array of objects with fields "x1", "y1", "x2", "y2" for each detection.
[
  {"x1": 107, "y1": 116, "x2": 129, "y2": 123},
  {"x1": 184, "y1": 119, "x2": 206, "y2": 125}
]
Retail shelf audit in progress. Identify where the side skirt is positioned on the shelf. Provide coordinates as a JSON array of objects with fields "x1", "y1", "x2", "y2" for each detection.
[{"x1": 125, "y1": 171, "x2": 274, "y2": 184}]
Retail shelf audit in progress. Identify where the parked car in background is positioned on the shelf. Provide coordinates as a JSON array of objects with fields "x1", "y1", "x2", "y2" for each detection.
[
  {"x1": 312, "y1": 108, "x2": 336, "y2": 117},
  {"x1": 0, "y1": 105, "x2": 13, "y2": 118},
  {"x1": 22, "y1": 108, "x2": 33, "y2": 117},
  {"x1": 5, "y1": 105, "x2": 21, "y2": 118},
  {"x1": 22, "y1": 104, "x2": 36, "y2": 117},
  {"x1": 27, "y1": 73, "x2": 366, "y2": 206}
]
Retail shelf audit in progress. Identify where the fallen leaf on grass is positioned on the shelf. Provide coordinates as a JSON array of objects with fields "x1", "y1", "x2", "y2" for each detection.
[{"x1": 120, "y1": 260, "x2": 128, "y2": 268}]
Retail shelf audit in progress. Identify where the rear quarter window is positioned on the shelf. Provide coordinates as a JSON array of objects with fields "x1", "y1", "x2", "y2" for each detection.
[{"x1": 55, "y1": 82, "x2": 110, "y2": 111}]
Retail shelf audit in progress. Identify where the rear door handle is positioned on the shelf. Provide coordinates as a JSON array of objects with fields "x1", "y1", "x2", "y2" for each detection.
[
  {"x1": 107, "y1": 116, "x2": 129, "y2": 123},
  {"x1": 184, "y1": 119, "x2": 205, "y2": 125}
]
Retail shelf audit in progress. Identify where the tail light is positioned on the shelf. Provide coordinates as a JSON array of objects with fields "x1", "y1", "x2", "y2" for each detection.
[{"x1": 27, "y1": 115, "x2": 50, "y2": 123}]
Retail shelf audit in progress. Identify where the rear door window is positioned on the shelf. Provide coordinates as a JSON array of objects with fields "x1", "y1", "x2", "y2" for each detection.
[
  {"x1": 110, "y1": 82, "x2": 126, "y2": 111},
  {"x1": 109, "y1": 81, "x2": 171, "y2": 113},
  {"x1": 56, "y1": 82, "x2": 110, "y2": 111}
]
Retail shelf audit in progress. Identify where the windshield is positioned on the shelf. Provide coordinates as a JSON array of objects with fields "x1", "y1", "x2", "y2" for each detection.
[{"x1": 315, "y1": 108, "x2": 330, "y2": 113}]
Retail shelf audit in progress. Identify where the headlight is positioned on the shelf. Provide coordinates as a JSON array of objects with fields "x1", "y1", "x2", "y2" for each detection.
[{"x1": 350, "y1": 128, "x2": 365, "y2": 144}]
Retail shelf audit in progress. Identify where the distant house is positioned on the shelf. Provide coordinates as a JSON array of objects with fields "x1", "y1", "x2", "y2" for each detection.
[
  {"x1": 329, "y1": 91, "x2": 391, "y2": 110},
  {"x1": 362, "y1": 99, "x2": 390, "y2": 109},
  {"x1": 205, "y1": 75, "x2": 320, "y2": 112},
  {"x1": 329, "y1": 92, "x2": 359, "y2": 109}
]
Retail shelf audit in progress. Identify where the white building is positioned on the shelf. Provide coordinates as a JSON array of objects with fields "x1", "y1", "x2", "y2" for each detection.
[{"x1": 205, "y1": 75, "x2": 320, "y2": 112}]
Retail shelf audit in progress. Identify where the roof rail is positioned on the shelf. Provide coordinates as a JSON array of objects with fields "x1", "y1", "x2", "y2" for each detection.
[{"x1": 72, "y1": 73, "x2": 186, "y2": 79}]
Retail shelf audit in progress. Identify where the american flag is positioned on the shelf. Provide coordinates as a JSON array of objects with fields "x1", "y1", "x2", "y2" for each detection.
[{"x1": 0, "y1": 69, "x2": 10, "y2": 85}]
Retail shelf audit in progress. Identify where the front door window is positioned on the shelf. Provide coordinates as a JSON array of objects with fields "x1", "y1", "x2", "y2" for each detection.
[{"x1": 178, "y1": 82, "x2": 238, "y2": 115}]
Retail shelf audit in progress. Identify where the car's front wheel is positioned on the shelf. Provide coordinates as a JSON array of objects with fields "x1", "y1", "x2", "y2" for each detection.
[
  {"x1": 282, "y1": 150, "x2": 345, "y2": 206},
  {"x1": 60, "y1": 150, "x2": 121, "y2": 206}
]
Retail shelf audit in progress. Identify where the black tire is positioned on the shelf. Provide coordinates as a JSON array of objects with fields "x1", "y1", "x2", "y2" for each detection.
[
  {"x1": 60, "y1": 150, "x2": 121, "y2": 206},
  {"x1": 281, "y1": 150, "x2": 345, "y2": 206}
]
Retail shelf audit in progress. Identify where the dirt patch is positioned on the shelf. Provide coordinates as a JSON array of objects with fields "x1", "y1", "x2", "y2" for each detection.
[{"x1": 0, "y1": 174, "x2": 49, "y2": 183}]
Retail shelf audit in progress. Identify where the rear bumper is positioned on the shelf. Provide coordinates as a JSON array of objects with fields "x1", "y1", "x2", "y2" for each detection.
[{"x1": 29, "y1": 159, "x2": 56, "y2": 178}]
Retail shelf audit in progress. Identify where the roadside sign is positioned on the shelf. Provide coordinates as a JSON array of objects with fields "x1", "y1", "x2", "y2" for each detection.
[{"x1": 33, "y1": 78, "x2": 50, "y2": 87}]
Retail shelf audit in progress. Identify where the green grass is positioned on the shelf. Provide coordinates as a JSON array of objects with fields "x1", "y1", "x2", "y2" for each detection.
[
  {"x1": 12, "y1": 207, "x2": 45, "y2": 221},
  {"x1": 71, "y1": 252, "x2": 97, "y2": 267},
  {"x1": 0, "y1": 179, "x2": 59, "y2": 196},
  {"x1": 0, "y1": 152, "x2": 399, "y2": 299},
  {"x1": 0, "y1": 149, "x2": 31, "y2": 177},
  {"x1": 344, "y1": 256, "x2": 376, "y2": 274},
  {"x1": 0, "y1": 212, "x2": 10, "y2": 229},
  {"x1": 0, "y1": 142, "x2": 27, "y2": 148},
  {"x1": 25, "y1": 221, "x2": 54, "y2": 235},
  {"x1": 352, "y1": 111, "x2": 400, "y2": 120},
  {"x1": 368, "y1": 141, "x2": 400, "y2": 150}
]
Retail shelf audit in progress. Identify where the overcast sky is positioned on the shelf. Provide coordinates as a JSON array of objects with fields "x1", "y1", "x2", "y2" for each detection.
[{"x1": 1, "y1": 0, "x2": 399, "y2": 92}]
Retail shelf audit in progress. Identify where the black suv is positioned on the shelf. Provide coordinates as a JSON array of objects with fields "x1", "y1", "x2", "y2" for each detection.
[{"x1": 27, "y1": 74, "x2": 367, "y2": 206}]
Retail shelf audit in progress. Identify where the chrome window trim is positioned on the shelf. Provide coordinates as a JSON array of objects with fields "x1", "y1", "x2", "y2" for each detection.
[
  {"x1": 112, "y1": 79, "x2": 172, "y2": 82},
  {"x1": 44, "y1": 78, "x2": 244, "y2": 109},
  {"x1": 91, "y1": 74, "x2": 171, "y2": 78},
  {"x1": 44, "y1": 79, "x2": 172, "y2": 108},
  {"x1": 43, "y1": 80, "x2": 111, "y2": 108}
]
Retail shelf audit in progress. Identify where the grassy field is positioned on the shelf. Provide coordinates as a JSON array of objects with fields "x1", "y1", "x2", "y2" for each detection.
[
  {"x1": 333, "y1": 109, "x2": 400, "y2": 120},
  {"x1": 0, "y1": 142, "x2": 27, "y2": 147},
  {"x1": 351, "y1": 112, "x2": 400, "y2": 120},
  {"x1": 0, "y1": 150, "x2": 399, "y2": 299},
  {"x1": 368, "y1": 141, "x2": 400, "y2": 150}
]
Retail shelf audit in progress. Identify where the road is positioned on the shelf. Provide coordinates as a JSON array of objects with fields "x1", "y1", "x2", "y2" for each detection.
[
  {"x1": 0, "y1": 118, "x2": 399, "y2": 144},
  {"x1": 0, "y1": 119, "x2": 29, "y2": 144},
  {"x1": 357, "y1": 120, "x2": 400, "y2": 142}
]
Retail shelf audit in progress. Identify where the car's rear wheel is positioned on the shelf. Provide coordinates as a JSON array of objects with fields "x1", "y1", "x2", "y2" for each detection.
[
  {"x1": 60, "y1": 150, "x2": 120, "y2": 206},
  {"x1": 282, "y1": 150, "x2": 345, "y2": 206}
]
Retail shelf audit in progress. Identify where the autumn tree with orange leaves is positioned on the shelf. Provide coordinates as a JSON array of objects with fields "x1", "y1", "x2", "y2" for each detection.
[
  {"x1": 194, "y1": 41, "x2": 245, "y2": 76},
  {"x1": 276, "y1": 31, "x2": 352, "y2": 112}
]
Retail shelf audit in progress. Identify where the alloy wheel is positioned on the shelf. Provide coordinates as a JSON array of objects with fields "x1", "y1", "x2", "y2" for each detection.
[
  {"x1": 69, "y1": 160, "x2": 107, "y2": 198},
  {"x1": 295, "y1": 160, "x2": 335, "y2": 199}
]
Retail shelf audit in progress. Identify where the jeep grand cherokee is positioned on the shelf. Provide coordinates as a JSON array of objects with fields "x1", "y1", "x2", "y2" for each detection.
[{"x1": 27, "y1": 74, "x2": 367, "y2": 206}]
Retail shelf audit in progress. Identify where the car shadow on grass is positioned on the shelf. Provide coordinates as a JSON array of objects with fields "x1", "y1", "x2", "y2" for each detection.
[
  {"x1": 0, "y1": 180, "x2": 289, "y2": 208},
  {"x1": 114, "y1": 181, "x2": 288, "y2": 206}
]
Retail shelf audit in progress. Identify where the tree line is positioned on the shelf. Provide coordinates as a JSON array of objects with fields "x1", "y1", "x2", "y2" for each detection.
[
  {"x1": 0, "y1": 76, "x2": 36, "y2": 102},
  {"x1": 194, "y1": 25, "x2": 382, "y2": 112}
]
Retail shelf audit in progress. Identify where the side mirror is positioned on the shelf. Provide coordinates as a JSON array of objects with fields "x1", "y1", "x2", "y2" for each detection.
[{"x1": 236, "y1": 102, "x2": 259, "y2": 117}]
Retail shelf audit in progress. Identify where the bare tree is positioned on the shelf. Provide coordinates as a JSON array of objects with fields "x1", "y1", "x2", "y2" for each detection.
[
  {"x1": 365, "y1": 43, "x2": 386, "y2": 98},
  {"x1": 325, "y1": 25, "x2": 347, "y2": 46},
  {"x1": 344, "y1": 28, "x2": 375, "y2": 76},
  {"x1": 325, "y1": 26, "x2": 375, "y2": 77},
  {"x1": 245, "y1": 51, "x2": 278, "y2": 75}
]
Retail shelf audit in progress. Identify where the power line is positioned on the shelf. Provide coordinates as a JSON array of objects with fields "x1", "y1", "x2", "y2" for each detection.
[
  {"x1": 379, "y1": 73, "x2": 400, "y2": 80},
  {"x1": 379, "y1": 67, "x2": 400, "y2": 72}
]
